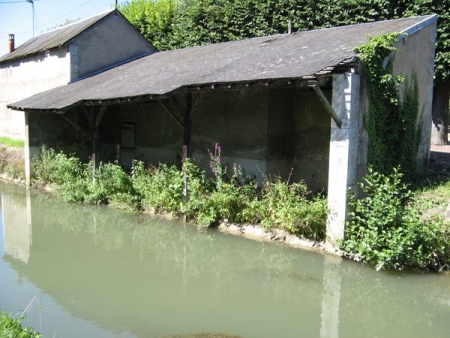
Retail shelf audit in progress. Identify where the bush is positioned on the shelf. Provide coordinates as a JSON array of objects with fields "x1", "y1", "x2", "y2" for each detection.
[
  {"x1": 132, "y1": 161, "x2": 184, "y2": 214},
  {"x1": 0, "y1": 312, "x2": 40, "y2": 338},
  {"x1": 32, "y1": 146, "x2": 85, "y2": 186},
  {"x1": 257, "y1": 177, "x2": 327, "y2": 241},
  {"x1": 32, "y1": 148, "x2": 138, "y2": 208},
  {"x1": 340, "y1": 167, "x2": 450, "y2": 271},
  {"x1": 87, "y1": 162, "x2": 136, "y2": 206},
  {"x1": 183, "y1": 146, "x2": 259, "y2": 226}
]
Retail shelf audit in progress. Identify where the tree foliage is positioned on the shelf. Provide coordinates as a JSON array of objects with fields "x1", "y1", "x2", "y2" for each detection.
[
  {"x1": 119, "y1": 0, "x2": 176, "y2": 51},
  {"x1": 119, "y1": 0, "x2": 449, "y2": 82}
]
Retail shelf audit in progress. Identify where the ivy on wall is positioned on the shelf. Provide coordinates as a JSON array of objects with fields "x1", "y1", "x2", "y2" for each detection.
[{"x1": 355, "y1": 33, "x2": 422, "y2": 178}]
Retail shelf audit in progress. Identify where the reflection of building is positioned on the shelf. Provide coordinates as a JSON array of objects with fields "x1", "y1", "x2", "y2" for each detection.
[{"x1": 2, "y1": 189, "x2": 31, "y2": 263}]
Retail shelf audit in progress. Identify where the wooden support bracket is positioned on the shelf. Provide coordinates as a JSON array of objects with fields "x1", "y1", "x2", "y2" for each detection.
[
  {"x1": 61, "y1": 114, "x2": 93, "y2": 142},
  {"x1": 312, "y1": 84, "x2": 342, "y2": 128},
  {"x1": 96, "y1": 105, "x2": 107, "y2": 127},
  {"x1": 157, "y1": 99, "x2": 185, "y2": 130}
]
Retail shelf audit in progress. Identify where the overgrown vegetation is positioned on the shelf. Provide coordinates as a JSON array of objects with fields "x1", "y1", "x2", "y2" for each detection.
[
  {"x1": 339, "y1": 33, "x2": 450, "y2": 271},
  {"x1": 0, "y1": 312, "x2": 41, "y2": 338},
  {"x1": 355, "y1": 33, "x2": 422, "y2": 177},
  {"x1": 340, "y1": 167, "x2": 450, "y2": 271},
  {"x1": 31, "y1": 145, "x2": 327, "y2": 241}
]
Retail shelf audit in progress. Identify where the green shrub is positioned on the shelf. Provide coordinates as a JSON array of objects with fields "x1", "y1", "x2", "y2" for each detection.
[
  {"x1": 184, "y1": 145, "x2": 259, "y2": 226},
  {"x1": 0, "y1": 312, "x2": 40, "y2": 338},
  {"x1": 132, "y1": 161, "x2": 183, "y2": 214},
  {"x1": 257, "y1": 177, "x2": 327, "y2": 241},
  {"x1": 33, "y1": 148, "x2": 138, "y2": 208},
  {"x1": 86, "y1": 162, "x2": 136, "y2": 206},
  {"x1": 340, "y1": 167, "x2": 450, "y2": 271},
  {"x1": 186, "y1": 182, "x2": 258, "y2": 227},
  {"x1": 178, "y1": 159, "x2": 214, "y2": 221},
  {"x1": 31, "y1": 146, "x2": 85, "y2": 185}
]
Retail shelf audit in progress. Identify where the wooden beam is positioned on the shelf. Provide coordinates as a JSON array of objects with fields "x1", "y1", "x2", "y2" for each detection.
[
  {"x1": 157, "y1": 99, "x2": 185, "y2": 130},
  {"x1": 96, "y1": 105, "x2": 107, "y2": 127},
  {"x1": 81, "y1": 106, "x2": 91, "y2": 122},
  {"x1": 61, "y1": 114, "x2": 93, "y2": 142},
  {"x1": 172, "y1": 96, "x2": 185, "y2": 118},
  {"x1": 190, "y1": 93, "x2": 204, "y2": 119},
  {"x1": 312, "y1": 85, "x2": 342, "y2": 128}
]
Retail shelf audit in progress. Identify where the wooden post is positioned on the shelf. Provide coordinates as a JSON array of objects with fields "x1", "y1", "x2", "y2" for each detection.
[
  {"x1": 82, "y1": 106, "x2": 107, "y2": 183},
  {"x1": 182, "y1": 145, "x2": 188, "y2": 201},
  {"x1": 183, "y1": 93, "x2": 192, "y2": 155},
  {"x1": 182, "y1": 94, "x2": 192, "y2": 203},
  {"x1": 92, "y1": 120, "x2": 98, "y2": 183},
  {"x1": 24, "y1": 111, "x2": 31, "y2": 186}
]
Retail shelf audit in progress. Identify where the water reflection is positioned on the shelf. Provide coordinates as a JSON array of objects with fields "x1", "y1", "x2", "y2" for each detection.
[
  {"x1": 1, "y1": 181, "x2": 450, "y2": 338},
  {"x1": 320, "y1": 255, "x2": 342, "y2": 338},
  {"x1": 2, "y1": 187, "x2": 31, "y2": 263}
]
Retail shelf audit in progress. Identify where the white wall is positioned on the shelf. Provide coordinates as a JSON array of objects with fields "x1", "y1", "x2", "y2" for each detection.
[
  {"x1": 0, "y1": 46, "x2": 71, "y2": 140},
  {"x1": 393, "y1": 23, "x2": 436, "y2": 173}
]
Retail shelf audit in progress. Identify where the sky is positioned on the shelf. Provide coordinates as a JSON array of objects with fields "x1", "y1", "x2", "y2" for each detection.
[{"x1": 0, "y1": 0, "x2": 123, "y2": 56}]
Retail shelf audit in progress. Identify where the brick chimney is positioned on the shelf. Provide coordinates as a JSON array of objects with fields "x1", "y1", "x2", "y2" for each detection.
[{"x1": 8, "y1": 34, "x2": 15, "y2": 53}]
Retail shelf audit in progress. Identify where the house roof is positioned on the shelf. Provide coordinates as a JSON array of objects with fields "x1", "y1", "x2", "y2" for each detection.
[
  {"x1": 0, "y1": 9, "x2": 116, "y2": 64},
  {"x1": 8, "y1": 14, "x2": 437, "y2": 113}
]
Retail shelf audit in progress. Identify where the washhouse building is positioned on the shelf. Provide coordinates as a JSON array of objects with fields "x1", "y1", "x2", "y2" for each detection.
[{"x1": 7, "y1": 15, "x2": 437, "y2": 243}]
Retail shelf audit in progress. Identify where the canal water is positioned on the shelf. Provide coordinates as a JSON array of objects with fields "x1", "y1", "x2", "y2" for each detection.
[{"x1": 1, "y1": 181, "x2": 450, "y2": 338}]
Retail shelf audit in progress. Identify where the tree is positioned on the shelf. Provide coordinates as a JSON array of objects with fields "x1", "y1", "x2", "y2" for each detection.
[{"x1": 119, "y1": 0, "x2": 176, "y2": 51}]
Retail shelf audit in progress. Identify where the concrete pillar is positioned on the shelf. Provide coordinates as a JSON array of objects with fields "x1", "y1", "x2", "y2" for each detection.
[
  {"x1": 24, "y1": 111, "x2": 31, "y2": 186},
  {"x1": 326, "y1": 73, "x2": 361, "y2": 244}
]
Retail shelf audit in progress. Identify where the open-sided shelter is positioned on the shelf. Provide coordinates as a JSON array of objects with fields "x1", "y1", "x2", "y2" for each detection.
[{"x1": 7, "y1": 15, "x2": 437, "y2": 243}]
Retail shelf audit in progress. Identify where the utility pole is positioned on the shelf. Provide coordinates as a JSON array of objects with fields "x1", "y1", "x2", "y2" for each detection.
[{"x1": 26, "y1": 0, "x2": 35, "y2": 36}]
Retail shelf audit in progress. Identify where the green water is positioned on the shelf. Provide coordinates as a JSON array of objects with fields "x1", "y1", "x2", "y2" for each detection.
[{"x1": 1, "y1": 181, "x2": 450, "y2": 338}]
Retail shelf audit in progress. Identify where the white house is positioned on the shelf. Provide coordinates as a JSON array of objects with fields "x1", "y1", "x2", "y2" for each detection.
[{"x1": 0, "y1": 8, "x2": 156, "y2": 141}]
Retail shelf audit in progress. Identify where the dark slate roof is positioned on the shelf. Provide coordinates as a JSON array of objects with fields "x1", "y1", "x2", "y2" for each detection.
[
  {"x1": 0, "y1": 9, "x2": 115, "y2": 63},
  {"x1": 9, "y1": 14, "x2": 436, "y2": 112}
]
